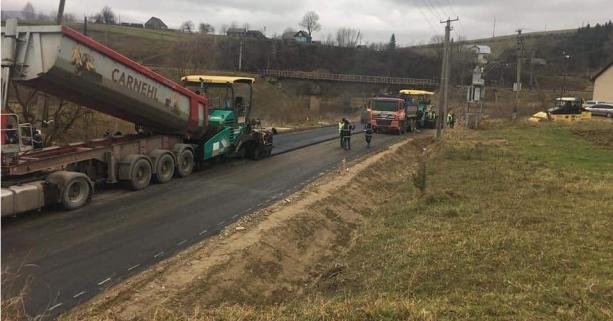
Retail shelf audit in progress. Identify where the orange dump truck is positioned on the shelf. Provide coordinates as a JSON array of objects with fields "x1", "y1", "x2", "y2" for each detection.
[{"x1": 368, "y1": 97, "x2": 418, "y2": 134}]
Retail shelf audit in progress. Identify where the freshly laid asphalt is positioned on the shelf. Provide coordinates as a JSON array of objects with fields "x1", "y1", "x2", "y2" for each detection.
[{"x1": 1, "y1": 126, "x2": 417, "y2": 319}]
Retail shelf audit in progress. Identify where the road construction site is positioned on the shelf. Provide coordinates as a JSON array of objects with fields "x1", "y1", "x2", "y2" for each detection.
[
  {"x1": 1, "y1": 16, "x2": 612, "y2": 321},
  {"x1": 2, "y1": 126, "x2": 414, "y2": 319}
]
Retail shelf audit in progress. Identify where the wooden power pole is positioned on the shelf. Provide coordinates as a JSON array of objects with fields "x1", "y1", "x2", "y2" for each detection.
[
  {"x1": 56, "y1": 0, "x2": 66, "y2": 24},
  {"x1": 436, "y1": 17, "x2": 459, "y2": 138},
  {"x1": 513, "y1": 29, "x2": 524, "y2": 119}
]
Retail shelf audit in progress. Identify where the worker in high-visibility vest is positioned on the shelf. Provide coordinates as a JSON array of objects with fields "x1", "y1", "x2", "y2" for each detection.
[
  {"x1": 338, "y1": 118, "x2": 346, "y2": 147},
  {"x1": 447, "y1": 112, "x2": 455, "y2": 128}
]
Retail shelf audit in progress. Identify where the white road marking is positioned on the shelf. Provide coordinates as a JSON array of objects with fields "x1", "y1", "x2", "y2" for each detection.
[
  {"x1": 97, "y1": 277, "x2": 111, "y2": 286},
  {"x1": 246, "y1": 207, "x2": 253, "y2": 211},
  {"x1": 48, "y1": 303, "x2": 63, "y2": 311},
  {"x1": 231, "y1": 214, "x2": 238, "y2": 219},
  {"x1": 154, "y1": 251, "x2": 165, "y2": 258},
  {"x1": 176, "y1": 239, "x2": 187, "y2": 246},
  {"x1": 73, "y1": 291, "x2": 86, "y2": 299},
  {"x1": 199, "y1": 229, "x2": 208, "y2": 235},
  {"x1": 128, "y1": 264, "x2": 140, "y2": 271},
  {"x1": 217, "y1": 220, "x2": 225, "y2": 226},
  {"x1": 257, "y1": 203, "x2": 263, "y2": 207}
]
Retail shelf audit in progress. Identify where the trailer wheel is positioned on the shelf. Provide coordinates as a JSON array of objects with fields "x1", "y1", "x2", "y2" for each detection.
[
  {"x1": 61, "y1": 177, "x2": 91, "y2": 210},
  {"x1": 176, "y1": 149, "x2": 194, "y2": 177},
  {"x1": 130, "y1": 158, "x2": 152, "y2": 190},
  {"x1": 155, "y1": 153, "x2": 175, "y2": 183}
]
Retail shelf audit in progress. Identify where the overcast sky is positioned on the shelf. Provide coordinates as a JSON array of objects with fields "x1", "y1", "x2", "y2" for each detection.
[{"x1": 3, "y1": 0, "x2": 612, "y2": 45}]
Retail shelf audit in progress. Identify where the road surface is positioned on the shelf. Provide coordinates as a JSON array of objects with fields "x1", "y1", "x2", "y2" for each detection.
[{"x1": 1, "y1": 126, "x2": 414, "y2": 319}]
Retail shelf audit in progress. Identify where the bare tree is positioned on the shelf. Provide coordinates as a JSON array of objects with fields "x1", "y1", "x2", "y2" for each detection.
[
  {"x1": 430, "y1": 35, "x2": 444, "y2": 45},
  {"x1": 22, "y1": 2, "x2": 36, "y2": 20},
  {"x1": 282, "y1": 27, "x2": 296, "y2": 40},
  {"x1": 10, "y1": 83, "x2": 90, "y2": 145},
  {"x1": 324, "y1": 33, "x2": 335, "y2": 46},
  {"x1": 181, "y1": 21, "x2": 195, "y2": 33},
  {"x1": 198, "y1": 23, "x2": 215, "y2": 34},
  {"x1": 336, "y1": 28, "x2": 362, "y2": 48},
  {"x1": 98, "y1": 6, "x2": 116, "y2": 24},
  {"x1": 220, "y1": 24, "x2": 229, "y2": 35},
  {"x1": 63, "y1": 13, "x2": 76, "y2": 23},
  {"x1": 299, "y1": 11, "x2": 321, "y2": 37}
]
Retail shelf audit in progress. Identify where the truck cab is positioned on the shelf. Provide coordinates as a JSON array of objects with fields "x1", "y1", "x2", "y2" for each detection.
[{"x1": 368, "y1": 97, "x2": 417, "y2": 134}]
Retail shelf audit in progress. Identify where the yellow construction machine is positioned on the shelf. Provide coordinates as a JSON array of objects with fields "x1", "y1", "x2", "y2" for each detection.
[{"x1": 529, "y1": 97, "x2": 591, "y2": 122}]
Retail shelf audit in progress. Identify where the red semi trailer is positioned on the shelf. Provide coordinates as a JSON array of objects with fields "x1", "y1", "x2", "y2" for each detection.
[{"x1": 1, "y1": 20, "x2": 271, "y2": 216}]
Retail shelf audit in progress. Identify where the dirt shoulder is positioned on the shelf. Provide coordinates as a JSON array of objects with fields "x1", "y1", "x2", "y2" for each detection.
[{"x1": 63, "y1": 135, "x2": 426, "y2": 321}]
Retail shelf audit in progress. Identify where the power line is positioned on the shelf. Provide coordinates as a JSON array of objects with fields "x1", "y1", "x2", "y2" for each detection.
[
  {"x1": 421, "y1": 0, "x2": 444, "y2": 21},
  {"x1": 411, "y1": 0, "x2": 439, "y2": 34}
]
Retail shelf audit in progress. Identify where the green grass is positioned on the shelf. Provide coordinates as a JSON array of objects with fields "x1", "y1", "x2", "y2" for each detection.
[
  {"x1": 196, "y1": 121, "x2": 612, "y2": 320},
  {"x1": 68, "y1": 23, "x2": 199, "y2": 42}
]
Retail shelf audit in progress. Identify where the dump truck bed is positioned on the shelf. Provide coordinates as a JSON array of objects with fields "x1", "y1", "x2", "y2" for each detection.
[{"x1": 1, "y1": 25, "x2": 207, "y2": 139}]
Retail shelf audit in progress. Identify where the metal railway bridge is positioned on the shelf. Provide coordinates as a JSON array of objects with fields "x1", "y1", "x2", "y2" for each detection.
[{"x1": 263, "y1": 69, "x2": 439, "y2": 88}]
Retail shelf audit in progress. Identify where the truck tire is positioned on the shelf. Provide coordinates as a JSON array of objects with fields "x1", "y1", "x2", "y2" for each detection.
[
  {"x1": 176, "y1": 149, "x2": 194, "y2": 177},
  {"x1": 61, "y1": 176, "x2": 91, "y2": 210},
  {"x1": 154, "y1": 153, "x2": 175, "y2": 183},
  {"x1": 130, "y1": 158, "x2": 152, "y2": 190}
]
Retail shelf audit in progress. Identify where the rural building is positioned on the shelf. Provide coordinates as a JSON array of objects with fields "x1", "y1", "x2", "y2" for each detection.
[
  {"x1": 592, "y1": 60, "x2": 613, "y2": 102},
  {"x1": 226, "y1": 28, "x2": 266, "y2": 39},
  {"x1": 145, "y1": 17, "x2": 167, "y2": 29},
  {"x1": 293, "y1": 30, "x2": 312, "y2": 44},
  {"x1": 121, "y1": 22, "x2": 144, "y2": 28},
  {"x1": 226, "y1": 27, "x2": 247, "y2": 37}
]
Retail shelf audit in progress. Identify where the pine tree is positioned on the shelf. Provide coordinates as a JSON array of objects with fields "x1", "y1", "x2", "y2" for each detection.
[{"x1": 388, "y1": 33, "x2": 396, "y2": 50}]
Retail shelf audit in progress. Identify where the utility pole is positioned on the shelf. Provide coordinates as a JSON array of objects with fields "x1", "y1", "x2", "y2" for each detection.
[
  {"x1": 492, "y1": 17, "x2": 496, "y2": 38},
  {"x1": 238, "y1": 39, "x2": 244, "y2": 71},
  {"x1": 83, "y1": 16, "x2": 88, "y2": 36},
  {"x1": 56, "y1": 0, "x2": 66, "y2": 25},
  {"x1": 513, "y1": 28, "x2": 524, "y2": 119},
  {"x1": 444, "y1": 37, "x2": 454, "y2": 121},
  {"x1": 529, "y1": 51, "x2": 535, "y2": 88},
  {"x1": 435, "y1": 17, "x2": 458, "y2": 138}
]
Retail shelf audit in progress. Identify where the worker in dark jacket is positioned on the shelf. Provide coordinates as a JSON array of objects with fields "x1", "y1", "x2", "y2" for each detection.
[
  {"x1": 32, "y1": 129, "x2": 44, "y2": 149},
  {"x1": 341, "y1": 119, "x2": 353, "y2": 150},
  {"x1": 338, "y1": 118, "x2": 346, "y2": 147},
  {"x1": 4, "y1": 124, "x2": 18, "y2": 144},
  {"x1": 363, "y1": 122, "x2": 373, "y2": 148}
]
